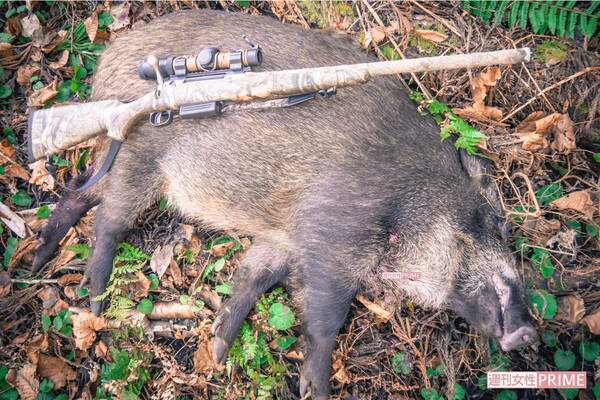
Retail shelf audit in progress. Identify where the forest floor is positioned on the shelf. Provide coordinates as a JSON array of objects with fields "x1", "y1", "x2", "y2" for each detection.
[{"x1": 0, "y1": 1, "x2": 598, "y2": 400}]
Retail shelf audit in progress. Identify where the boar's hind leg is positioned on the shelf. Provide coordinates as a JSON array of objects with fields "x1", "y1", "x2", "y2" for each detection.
[
  {"x1": 32, "y1": 170, "x2": 100, "y2": 272},
  {"x1": 85, "y1": 201, "x2": 138, "y2": 316},
  {"x1": 212, "y1": 243, "x2": 289, "y2": 364},
  {"x1": 299, "y1": 273, "x2": 357, "y2": 399}
]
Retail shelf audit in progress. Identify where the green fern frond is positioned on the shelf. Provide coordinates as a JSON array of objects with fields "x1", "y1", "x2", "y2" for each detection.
[{"x1": 461, "y1": 0, "x2": 599, "y2": 40}]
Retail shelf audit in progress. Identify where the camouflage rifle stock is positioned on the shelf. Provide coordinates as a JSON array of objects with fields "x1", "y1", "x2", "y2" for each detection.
[{"x1": 28, "y1": 48, "x2": 530, "y2": 161}]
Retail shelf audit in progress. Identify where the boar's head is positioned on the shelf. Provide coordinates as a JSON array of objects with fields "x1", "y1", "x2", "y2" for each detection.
[{"x1": 382, "y1": 151, "x2": 538, "y2": 351}]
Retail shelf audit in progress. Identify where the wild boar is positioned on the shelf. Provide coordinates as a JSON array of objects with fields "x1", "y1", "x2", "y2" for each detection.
[{"x1": 32, "y1": 9, "x2": 538, "y2": 399}]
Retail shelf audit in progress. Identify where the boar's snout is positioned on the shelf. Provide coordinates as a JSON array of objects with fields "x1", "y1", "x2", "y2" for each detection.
[
  {"x1": 499, "y1": 325, "x2": 538, "y2": 351},
  {"x1": 450, "y1": 271, "x2": 538, "y2": 351}
]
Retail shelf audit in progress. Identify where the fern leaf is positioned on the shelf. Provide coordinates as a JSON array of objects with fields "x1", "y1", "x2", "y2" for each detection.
[
  {"x1": 567, "y1": 9, "x2": 578, "y2": 38},
  {"x1": 548, "y1": 5, "x2": 558, "y2": 34},
  {"x1": 566, "y1": 0, "x2": 576, "y2": 8},
  {"x1": 557, "y1": 7, "x2": 567, "y2": 37},
  {"x1": 579, "y1": 14, "x2": 588, "y2": 37},
  {"x1": 519, "y1": 1, "x2": 530, "y2": 29},
  {"x1": 529, "y1": 4, "x2": 541, "y2": 34},
  {"x1": 509, "y1": 1, "x2": 521, "y2": 27},
  {"x1": 494, "y1": 0, "x2": 510, "y2": 25},
  {"x1": 586, "y1": 16, "x2": 598, "y2": 38}
]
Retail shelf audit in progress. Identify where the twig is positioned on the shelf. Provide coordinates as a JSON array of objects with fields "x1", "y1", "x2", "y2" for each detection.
[
  {"x1": 409, "y1": 0, "x2": 463, "y2": 38},
  {"x1": 361, "y1": 0, "x2": 432, "y2": 99},
  {"x1": 501, "y1": 66, "x2": 600, "y2": 122}
]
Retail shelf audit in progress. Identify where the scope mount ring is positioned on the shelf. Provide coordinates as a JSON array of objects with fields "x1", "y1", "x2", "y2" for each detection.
[{"x1": 149, "y1": 110, "x2": 174, "y2": 127}]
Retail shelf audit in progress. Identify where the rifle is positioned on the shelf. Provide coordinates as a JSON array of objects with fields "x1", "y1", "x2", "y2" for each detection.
[{"x1": 28, "y1": 46, "x2": 530, "y2": 164}]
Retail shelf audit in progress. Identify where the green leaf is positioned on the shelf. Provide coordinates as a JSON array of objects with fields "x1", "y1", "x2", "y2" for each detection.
[
  {"x1": 593, "y1": 153, "x2": 600, "y2": 164},
  {"x1": 0, "y1": 33, "x2": 13, "y2": 43},
  {"x1": 529, "y1": 4, "x2": 541, "y2": 33},
  {"x1": 391, "y1": 352, "x2": 412, "y2": 375},
  {"x1": 586, "y1": 16, "x2": 598, "y2": 38},
  {"x1": 74, "y1": 65, "x2": 87, "y2": 81},
  {"x1": 158, "y1": 198, "x2": 168, "y2": 211},
  {"x1": 179, "y1": 294, "x2": 190, "y2": 305},
  {"x1": 529, "y1": 289, "x2": 557, "y2": 320},
  {"x1": 66, "y1": 244, "x2": 91, "y2": 261},
  {"x1": 213, "y1": 257, "x2": 226, "y2": 272},
  {"x1": 51, "y1": 154, "x2": 70, "y2": 168},
  {"x1": 420, "y1": 387, "x2": 442, "y2": 400},
  {"x1": 541, "y1": 330, "x2": 557, "y2": 347},
  {"x1": 215, "y1": 282, "x2": 231, "y2": 295},
  {"x1": 3, "y1": 127, "x2": 16, "y2": 145},
  {"x1": 548, "y1": 6, "x2": 558, "y2": 34},
  {"x1": 39, "y1": 378, "x2": 53, "y2": 393},
  {"x1": 496, "y1": 390, "x2": 517, "y2": 400},
  {"x1": 426, "y1": 363, "x2": 445, "y2": 377},
  {"x1": 276, "y1": 335, "x2": 297, "y2": 350},
  {"x1": 554, "y1": 349, "x2": 576, "y2": 370},
  {"x1": 42, "y1": 314, "x2": 52, "y2": 332},
  {"x1": 567, "y1": 10, "x2": 578, "y2": 38},
  {"x1": 98, "y1": 11, "x2": 113, "y2": 27},
  {"x1": 3, "y1": 237, "x2": 18, "y2": 268},
  {"x1": 509, "y1": 2, "x2": 521, "y2": 27},
  {"x1": 557, "y1": 7, "x2": 567, "y2": 37},
  {"x1": 586, "y1": 223, "x2": 599, "y2": 237},
  {"x1": 75, "y1": 286, "x2": 88, "y2": 297},
  {"x1": 36, "y1": 204, "x2": 51, "y2": 219},
  {"x1": 494, "y1": 1, "x2": 510, "y2": 25},
  {"x1": 519, "y1": 1, "x2": 530, "y2": 29},
  {"x1": 427, "y1": 99, "x2": 451, "y2": 116},
  {"x1": 10, "y1": 190, "x2": 32, "y2": 207},
  {"x1": 559, "y1": 388, "x2": 579, "y2": 400},
  {"x1": 593, "y1": 382, "x2": 600, "y2": 400},
  {"x1": 535, "y1": 182, "x2": 564, "y2": 206},
  {"x1": 379, "y1": 43, "x2": 401, "y2": 61},
  {"x1": 148, "y1": 273, "x2": 159, "y2": 290},
  {"x1": 268, "y1": 302, "x2": 295, "y2": 330},
  {"x1": 137, "y1": 298, "x2": 154, "y2": 315},
  {"x1": 0, "y1": 85, "x2": 12, "y2": 99},
  {"x1": 531, "y1": 247, "x2": 554, "y2": 279},
  {"x1": 452, "y1": 383, "x2": 466, "y2": 400},
  {"x1": 579, "y1": 341, "x2": 600, "y2": 361}
]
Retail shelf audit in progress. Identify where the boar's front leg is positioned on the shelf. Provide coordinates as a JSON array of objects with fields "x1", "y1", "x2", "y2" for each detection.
[
  {"x1": 299, "y1": 269, "x2": 357, "y2": 400},
  {"x1": 212, "y1": 243, "x2": 289, "y2": 363},
  {"x1": 85, "y1": 202, "x2": 136, "y2": 315}
]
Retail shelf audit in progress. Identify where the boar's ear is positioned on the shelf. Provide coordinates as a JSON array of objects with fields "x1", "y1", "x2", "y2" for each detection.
[{"x1": 459, "y1": 149, "x2": 493, "y2": 188}]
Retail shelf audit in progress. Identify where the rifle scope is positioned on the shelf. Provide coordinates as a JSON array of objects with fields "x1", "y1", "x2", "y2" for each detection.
[{"x1": 138, "y1": 46, "x2": 262, "y2": 80}]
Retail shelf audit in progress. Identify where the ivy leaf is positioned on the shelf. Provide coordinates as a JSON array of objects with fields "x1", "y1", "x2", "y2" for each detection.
[
  {"x1": 10, "y1": 190, "x2": 32, "y2": 207},
  {"x1": 391, "y1": 352, "x2": 412, "y2": 375},
  {"x1": 3, "y1": 237, "x2": 18, "y2": 268},
  {"x1": 535, "y1": 182, "x2": 564, "y2": 206},
  {"x1": 137, "y1": 298, "x2": 154, "y2": 315},
  {"x1": 215, "y1": 282, "x2": 231, "y2": 295},
  {"x1": 541, "y1": 330, "x2": 557, "y2": 347},
  {"x1": 579, "y1": 341, "x2": 600, "y2": 362},
  {"x1": 559, "y1": 388, "x2": 579, "y2": 400},
  {"x1": 496, "y1": 390, "x2": 517, "y2": 400},
  {"x1": 36, "y1": 204, "x2": 51, "y2": 219},
  {"x1": 41, "y1": 314, "x2": 52, "y2": 332},
  {"x1": 0, "y1": 85, "x2": 12, "y2": 99},
  {"x1": 531, "y1": 247, "x2": 554, "y2": 279},
  {"x1": 554, "y1": 349, "x2": 576, "y2": 370},
  {"x1": 276, "y1": 335, "x2": 297, "y2": 350},
  {"x1": 66, "y1": 244, "x2": 91, "y2": 261},
  {"x1": 268, "y1": 302, "x2": 295, "y2": 330},
  {"x1": 529, "y1": 289, "x2": 557, "y2": 320},
  {"x1": 452, "y1": 383, "x2": 466, "y2": 400}
]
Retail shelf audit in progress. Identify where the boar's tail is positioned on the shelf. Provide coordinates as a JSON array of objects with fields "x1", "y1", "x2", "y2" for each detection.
[{"x1": 32, "y1": 168, "x2": 102, "y2": 272}]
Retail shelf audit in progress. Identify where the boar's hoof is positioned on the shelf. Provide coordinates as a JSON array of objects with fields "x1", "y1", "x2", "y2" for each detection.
[
  {"x1": 91, "y1": 299, "x2": 105, "y2": 317},
  {"x1": 299, "y1": 364, "x2": 329, "y2": 400},
  {"x1": 212, "y1": 336, "x2": 229, "y2": 365}
]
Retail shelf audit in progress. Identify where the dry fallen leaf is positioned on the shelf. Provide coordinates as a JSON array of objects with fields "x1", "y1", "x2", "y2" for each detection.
[
  {"x1": 194, "y1": 341, "x2": 215, "y2": 373},
  {"x1": 16, "y1": 65, "x2": 40, "y2": 88},
  {"x1": 356, "y1": 294, "x2": 392, "y2": 324},
  {"x1": 132, "y1": 269, "x2": 151, "y2": 299},
  {"x1": 414, "y1": 29, "x2": 448, "y2": 43},
  {"x1": 27, "y1": 78, "x2": 58, "y2": 107},
  {"x1": 15, "y1": 363, "x2": 38, "y2": 400},
  {"x1": 57, "y1": 273, "x2": 83, "y2": 287},
  {"x1": 84, "y1": 11, "x2": 99, "y2": 42},
  {"x1": 551, "y1": 191, "x2": 596, "y2": 218},
  {"x1": 29, "y1": 160, "x2": 55, "y2": 191},
  {"x1": 211, "y1": 241, "x2": 235, "y2": 257},
  {"x1": 6, "y1": 163, "x2": 30, "y2": 181},
  {"x1": 453, "y1": 67, "x2": 503, "y2": 122},
  {"x1": 521, "y1": 132, "x2": 550, "y2": 152},
  {"x1": 109, "y1": 3, "x2": 131, "y2": 31},
  {"x1": 48, "y1": 50, "x2": 69, "y2": 69},
  {"x1": 150, "y1": 244, "x2": 175, "y2": 279},
  {"x1": 20, "y1": 14, "x2": 41, "y2": 39},
  {"x1": 551, "y1": 113, "x2": 575, "y2": 153},
  {"x1": 581, "y1": 307, "x2": 600, "y2": 335},
  {"x1": 94, "y1": 341, "x2": 108, "y2": 358},
  {"x1": 332, "y1": 353, "x2": 351, "y2": 384},
  {"x1": 37, "y1": 354, "x2": 76, "y2": 389},
  {"x1": 168, "y1": 259, "x2": 183, "y2": 287},
  {"x1": 516, "y1": 112, "x2": 575, "y2": 153},
  {"x1": 555, "y1": 294, "x2": 585, "y2": 323},
  {"x1": 7, "y1": 235, "x2": 37, "y2": 270},
  {"x1": 369, "y1": 26, "x2": 387, "y2": 45},
  {"x1": 73, "y1": 312, "x2": 106, "y2": 350},
  {"x1": 25, "y1": 334, "x2": 48, "y2": 364},
  {"x1": 42, "y1": 30, "x2": 67, "y2": 53}
]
